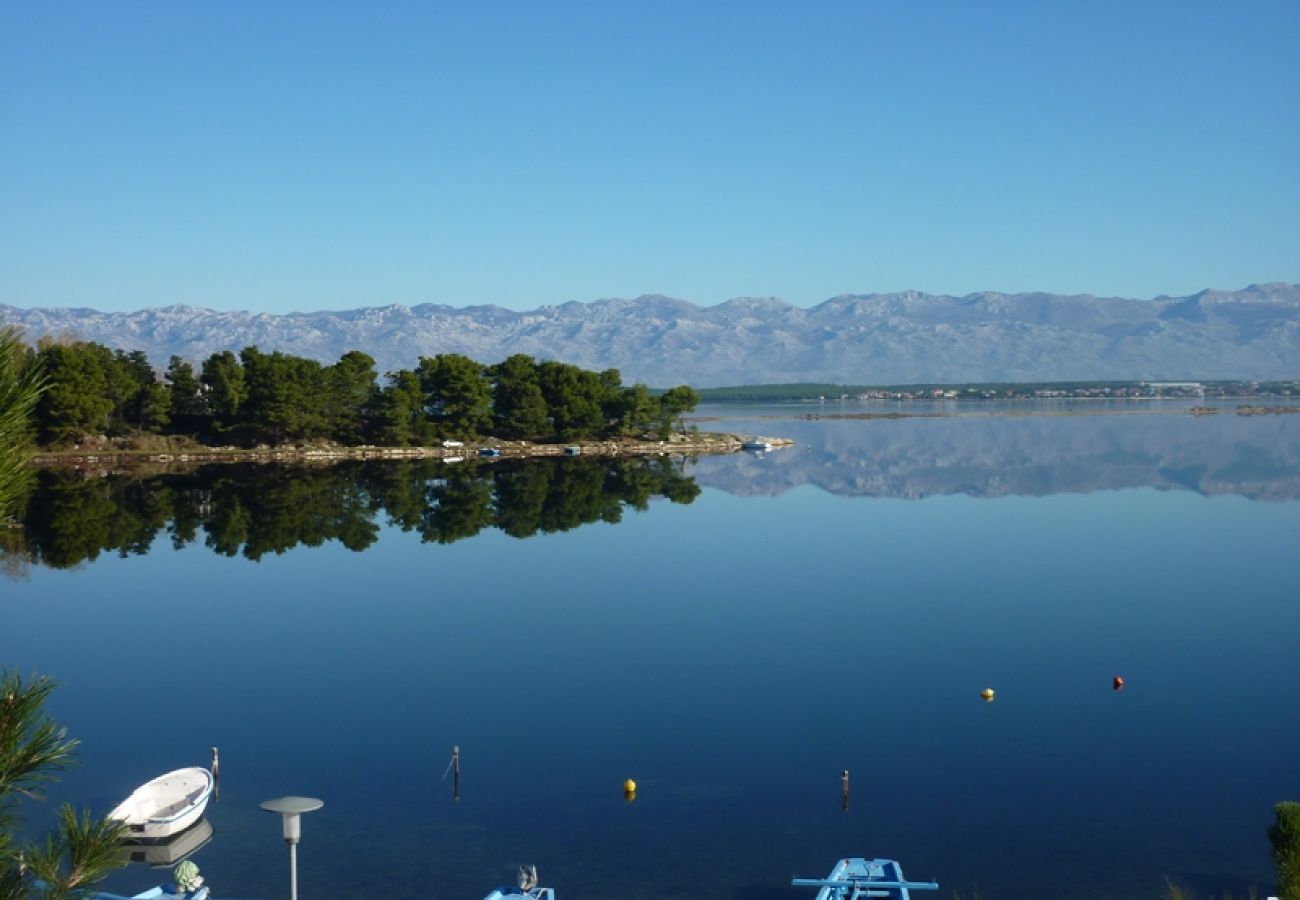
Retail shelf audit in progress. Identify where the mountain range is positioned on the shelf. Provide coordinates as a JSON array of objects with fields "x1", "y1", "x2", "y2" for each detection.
[{"x1": 3, "y1": 283, "x2": 1297, "y2": 386}]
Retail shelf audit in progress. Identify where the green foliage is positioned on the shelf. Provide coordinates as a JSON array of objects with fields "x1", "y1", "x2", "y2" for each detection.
[
  {"x1": 23, "y1": 805, "x2": 127, "y2": 898},
  {"x1": 323, "y1": 351, "x2": 377, "y2": 444},
  {"x1": 0, "y1": 670, "x2": 126, "y2": 900},
  {"x1": 612, "y1": 383, "x2": 659, "y2": 436},
  {"x1": 24, "y1": 340, "x2": 700, "y2": 448},
  {"x1": 0, "y1": 671, "x2": 77, "y2": 801},
  {"x1": 165, "y1": 356, "x2": 208, "y2": 434},
  {"x1": 370, "y1": 370, "x2": 427, "y2": 446},
  {"x1": 200, "y1": 350, "x2": 247, "y2": 432},
  {"x1": 491, "y1": 354, "x2": 549, "y2": 439},
  {"x1": 537, "y1": 360, "x2": 604, "y2": 440},
  {"x1": 112, "y1": 349, "x2": 169, "y2": 434},
  {"x1": 1272, "y1": 801, "x2": 1300, "y2": 900},
  {"x1": 33, "y1": 344, "x2": 113, "y2": 444},
  {"x1": 656, "y1": 385, "x2": 701, "y2": 438},
  {"x1": 418, "y1": 354, "x2": 492, "y2": 438},
  {"x1": 0, "y1": 326, "x2": 46, "y2": 520},
  {"x1": 241, "y1": 346, "x2": 327, "y2": 443}
]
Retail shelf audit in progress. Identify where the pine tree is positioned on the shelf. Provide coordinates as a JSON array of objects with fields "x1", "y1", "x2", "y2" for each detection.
[
  {"x1": 491, "y1": 354, "x2": 549, "y2": 439},
  {"x1": 0, "y1": 325, "x2": 45, "y2": 520},
  {"x1": 0, "y1": 669, "x2": 127, "y2": 899},
  {"x1": 165, "y1": 356, "x2": 208, "y2": 434}
]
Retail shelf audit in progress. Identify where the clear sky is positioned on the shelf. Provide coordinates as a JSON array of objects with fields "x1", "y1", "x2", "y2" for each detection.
[{"x1": 2, "y1": 1, "x2": 1297, "y2": 314}]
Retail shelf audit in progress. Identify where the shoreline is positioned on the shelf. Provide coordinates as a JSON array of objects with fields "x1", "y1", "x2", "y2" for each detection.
[{"x1": 28, "y1": 433, "x2": 795, "y2": 470}]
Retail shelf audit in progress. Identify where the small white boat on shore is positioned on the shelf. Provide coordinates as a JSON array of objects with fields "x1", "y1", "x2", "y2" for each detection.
[{"x1": 109, "y1": 768, "x2": 214, "y2": 842}]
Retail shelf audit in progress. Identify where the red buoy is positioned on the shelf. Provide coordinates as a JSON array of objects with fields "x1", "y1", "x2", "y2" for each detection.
[{"x1": 1113, "y1": 675, "x2": 1125, "y2": 690}]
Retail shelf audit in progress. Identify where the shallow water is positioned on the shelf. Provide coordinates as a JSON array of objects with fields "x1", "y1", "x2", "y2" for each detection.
[{"x1": 3, "y1": 402, "x2": 1298, "y2": 899}]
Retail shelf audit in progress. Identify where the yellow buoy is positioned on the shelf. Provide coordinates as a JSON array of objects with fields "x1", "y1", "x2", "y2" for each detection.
[
  {"x1": 623, "y1": 778, "x2": 637, "y2": 793},
  {"x1": 981, "y1": 688, "x2": 996, "y2": 701}
]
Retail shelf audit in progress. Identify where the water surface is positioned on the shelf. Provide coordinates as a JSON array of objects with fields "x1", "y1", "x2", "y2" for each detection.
[{"x1": 3, "y1": 403, "x2": 1298, "y2": 899}]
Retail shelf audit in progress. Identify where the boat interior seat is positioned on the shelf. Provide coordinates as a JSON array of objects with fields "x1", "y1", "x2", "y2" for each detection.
[{"x1": 150, "y1": 799, "x2": 190, "y2": 819}]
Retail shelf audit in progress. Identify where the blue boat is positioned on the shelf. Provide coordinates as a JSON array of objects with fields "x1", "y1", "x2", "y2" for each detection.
[
  {"x1": 92, "y1": 889, "x2": 209, "y2": 900},
  {"x1": 792, "y1": 857, "x2": 938, "y2": 899}
]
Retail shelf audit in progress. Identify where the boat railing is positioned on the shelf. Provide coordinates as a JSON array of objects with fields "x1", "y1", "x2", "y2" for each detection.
[{"x1": 791, "y1": 876, "x2": 940, "y2": 892}]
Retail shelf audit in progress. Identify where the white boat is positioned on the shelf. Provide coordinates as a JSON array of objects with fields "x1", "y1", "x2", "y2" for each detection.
[{"x1": 109, "y1": 768, "x2": 214, "y2": 841}]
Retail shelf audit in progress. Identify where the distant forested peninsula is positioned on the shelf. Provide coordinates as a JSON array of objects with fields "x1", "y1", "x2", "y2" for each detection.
[
  {"x1": 9, "y1": 338, "x2": 700, "y2": 450},
  {"x1": 697, "y1": 380, "x2": 1300, "y2": 403}
]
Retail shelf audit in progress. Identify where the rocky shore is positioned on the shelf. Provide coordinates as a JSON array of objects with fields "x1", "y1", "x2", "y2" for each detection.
[{"x1": 29, "y1": 432, "x2": 794, "y2": 470}]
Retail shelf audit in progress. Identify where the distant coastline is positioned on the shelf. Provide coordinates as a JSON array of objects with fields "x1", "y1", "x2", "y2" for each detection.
[{"x1": 695, "y1": 378, "x2": 1299, "y2": 403}]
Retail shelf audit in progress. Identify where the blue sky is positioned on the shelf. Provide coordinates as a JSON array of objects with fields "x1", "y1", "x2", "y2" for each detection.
[{"x1": 2, "y1": 1, "x2": 1297, "y2": 314}]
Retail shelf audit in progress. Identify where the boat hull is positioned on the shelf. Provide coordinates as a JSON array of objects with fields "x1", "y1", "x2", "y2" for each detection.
[{"x1": 108, "y1": 767, "x2": 214, "y2": 842}]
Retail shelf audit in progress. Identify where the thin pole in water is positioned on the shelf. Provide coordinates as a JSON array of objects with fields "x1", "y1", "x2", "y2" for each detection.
[
  {"x1": 841, "y1": 769, "x2": 849, "y2": 812},
  {"x1": 442, "y1": 745, "x2": 461, "y2": 801}
]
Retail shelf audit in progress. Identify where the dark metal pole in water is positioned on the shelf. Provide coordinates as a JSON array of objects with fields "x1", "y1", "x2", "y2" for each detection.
[{"x1": 443, "y1": 746, "x2": 461, "y2": 801}]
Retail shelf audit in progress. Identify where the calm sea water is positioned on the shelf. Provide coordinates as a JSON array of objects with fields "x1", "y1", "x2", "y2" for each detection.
[{"x1": 3, "y1": 401, "x2": 1298, "y2": 900}]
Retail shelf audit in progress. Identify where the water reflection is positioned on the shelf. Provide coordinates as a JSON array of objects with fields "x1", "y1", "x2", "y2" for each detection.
[
  {"x1": 688, "y1": 407, "x2": 1300, "y2": 501},
  {"x1": 1, "y1": 458, "x2": 700, "y2": 573},
  {"x1": 120, "y1": 817, "x2": 214, "y2": 868}
]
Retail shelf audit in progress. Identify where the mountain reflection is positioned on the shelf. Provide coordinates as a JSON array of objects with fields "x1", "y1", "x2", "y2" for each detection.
[
  {"x1": 687, "y1": 408, "x2": 1300, "y2": 501},
  {"x1": 1, "y1": 458, "x2": 700, "y2": 573}
]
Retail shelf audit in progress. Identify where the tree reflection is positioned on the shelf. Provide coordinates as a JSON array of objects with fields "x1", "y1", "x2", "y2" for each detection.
[{"x1": 2, "y1": 458, "x2": 699, "y2": 572}]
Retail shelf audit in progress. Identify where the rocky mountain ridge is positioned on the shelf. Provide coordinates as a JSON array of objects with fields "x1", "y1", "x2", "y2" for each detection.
[{"x1": 2, "y1": 283, "x2": 1297, "y2": 386}]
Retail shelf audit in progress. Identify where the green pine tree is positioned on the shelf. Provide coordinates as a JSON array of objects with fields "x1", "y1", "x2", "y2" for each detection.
[
  {"x1": 0, "y1": 669, "x2": 127, "y2": 900},
  {"x1": 0, "y1": 325, "x2": 45, "y2": 520}
]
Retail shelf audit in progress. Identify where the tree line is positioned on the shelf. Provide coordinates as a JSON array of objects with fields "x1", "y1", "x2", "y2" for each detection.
[
  {"x1": 16, "y1": 339, "x2": 700, "y2": 447},
  {"x1": 1, "y1": 457, "x2": 700, "y2": 571}
]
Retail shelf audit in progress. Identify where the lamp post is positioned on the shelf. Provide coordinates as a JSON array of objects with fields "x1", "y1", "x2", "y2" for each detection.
[{"x1": 260, "y1": 796, "x2": 323, "y2": 900}]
